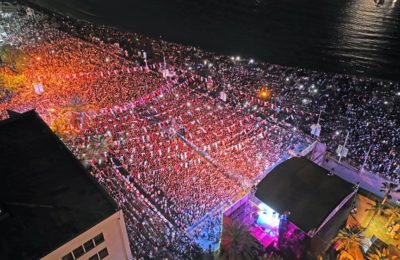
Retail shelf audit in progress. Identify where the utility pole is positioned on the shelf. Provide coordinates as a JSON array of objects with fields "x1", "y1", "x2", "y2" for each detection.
[
  {"x1": 359, "y1": 144, "x2": 372, "y2": 174},
  {"x1": 317, "y1": 109, "x2": 323, "y2": 125},
  {"x1": 163, "y1": 52, "x2": 167, "y2": 69},
  {"x1": 311, "y1": 109, "x2": 324, "y2": 137},
  {"x1": 338, "y1": 131, "x2": 350, "y2": 163},
  {"x1": 386, "y1": 156, "x2": 395, "y2": 176},
  {"x1": 143, "y1": 51, "x2": 148, "y2": 68}
]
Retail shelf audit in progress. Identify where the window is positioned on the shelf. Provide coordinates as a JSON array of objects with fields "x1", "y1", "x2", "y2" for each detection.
[
  {"x1": 88, "y1": 254, "x2": 100, "y2": 260},
  {"x1": 84, "y1": 239, "x2": 95, "y2": 252},
  {"x1": 98, "y1": 248, "x2": 109, "y2": 259},
  {"x1": 93, "y1": 233, "x2": 104, "y2": 246},
  {"x1": 72, "y1": 245, "x2": 85, "y2": 259},
  {"x1": 61, "y1": 252, "x2": 74, "y2": 260},
  {"x1": 60, "y1": 233, "x2": 106, "y2": 260}
]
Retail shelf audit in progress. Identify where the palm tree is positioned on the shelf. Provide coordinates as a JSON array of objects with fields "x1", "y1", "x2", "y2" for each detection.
[
  {"x1": 63, "y1": 96, "x2": 96, "y2": 130},
  {"x1": 263, "y1": 252, "x2": 283, "y2": 260},
  {"x1": 219, "y1": 221, "x2": 260, "y2": 260},
  {"x1": 69, "y1": 96, "x2": 83, "y2": 110},
  {"x1": 0, "y1": 44, "x2": 29, "y2": 73},
  {"x1": 51, "y1": 97, "x2": 88, "y2": 137},
  {"x1": 385, "y1": 206, "x2": 400, "y2": 228},
  {"x1": 366, "y1": 247, "x2": 398, "y2": 260},
  {"x1": 380, "y1": 182, "x2": 400, "y2": 205},
  {"x1": 50, "y1": 113, "x2": 69, "y2": 138},
  {"x1": 365, "y1": 200, "x2": 387, "y2": 229},
  {"x1": 81, "y1": 135, "x2": 112, "y2": 166},
  {"x1": 333, "y1": 225, "x2": 365, "y2": 260}
]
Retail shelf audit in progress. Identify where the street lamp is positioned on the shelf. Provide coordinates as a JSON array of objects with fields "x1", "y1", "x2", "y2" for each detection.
[
  {"x1": 337, "y1": 131, "x2": 350, "y2": 163},
  {"x1": 359, "y1": 145, "x2": 372, "y2": 175}
]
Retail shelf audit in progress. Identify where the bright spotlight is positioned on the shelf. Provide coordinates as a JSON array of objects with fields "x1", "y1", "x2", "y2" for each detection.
[{"x1": 258, "y1": 87, "x2": 271, "y2": 100}]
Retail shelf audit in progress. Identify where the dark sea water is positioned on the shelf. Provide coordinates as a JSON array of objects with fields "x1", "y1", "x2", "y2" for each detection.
[{"x1": 28, "y1": 0, "x2": 400, "y2": 81}]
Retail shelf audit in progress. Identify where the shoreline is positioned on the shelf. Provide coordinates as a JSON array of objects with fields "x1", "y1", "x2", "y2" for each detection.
[
  {"x1": 19, "y1": 0, "x2": 400, "y2": 83},
  {"x1": 2, "y1": 1, "x2": 399, "y2": 183},
  {"x1": 1, "y1": 3, "x2": 399, "y2": 258}
]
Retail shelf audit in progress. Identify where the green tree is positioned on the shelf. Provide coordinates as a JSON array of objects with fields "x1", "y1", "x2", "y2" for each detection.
[
  {"x1": 69, "y1": 96, "x2": 85, "y2": 112},
  {"x1": 81, "y1": 135, "x2": 112, "y2": 167},
  {"x1": 385, "y1": 206, "x2": 400, "y2": 228},
  {"x1": 366, "y1": 247, "x2": 398, "y2": 260},
  {"x1": 220, "y1": 221, "x2": 260, "y2": 260},
  {"x1": 263, "y1": 252, "x2": 283, "y2": 259},
  {"x1": 380, "y1": 182, "x2": 400, "y2": 205},
  {"x1": 333, "y1": 225, "x2": 365, "y2": 260},
  {"x1": 0, "y1": 44, "x2": 29, "y2": 73},
  {"x1": 365, "y1": 200, "x2": 387, "y2": 228}
]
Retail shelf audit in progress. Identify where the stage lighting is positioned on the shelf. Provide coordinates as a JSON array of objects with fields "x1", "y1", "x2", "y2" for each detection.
[{"x1": 257, "y1": 203, "x2": 280, "y2": 228}]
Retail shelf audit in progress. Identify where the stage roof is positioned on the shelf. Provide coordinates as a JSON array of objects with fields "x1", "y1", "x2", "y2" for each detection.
[
  {"x1": 0, "y1": 111, "x2": 118, "y2": 259},
  {"x1": 255, "y1": 157, "x2": 354, "y2": 233}
]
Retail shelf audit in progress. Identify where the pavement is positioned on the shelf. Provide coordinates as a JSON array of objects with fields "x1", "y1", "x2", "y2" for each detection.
[{"x1": 322, "y1": 156, "x2": 400, "y2": 204}]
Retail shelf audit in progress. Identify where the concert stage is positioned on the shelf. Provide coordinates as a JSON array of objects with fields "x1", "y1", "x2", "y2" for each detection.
[{"x1": 221, "y1": 157, "x2": 358, "y2": 258}]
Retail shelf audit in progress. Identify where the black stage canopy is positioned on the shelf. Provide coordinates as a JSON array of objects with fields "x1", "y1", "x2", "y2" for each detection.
[{"x1": 255, "y1": 157, "x2": 354, "y2": 233}]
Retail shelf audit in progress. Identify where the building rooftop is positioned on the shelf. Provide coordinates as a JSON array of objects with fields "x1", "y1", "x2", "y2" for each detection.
[
  {"x1": 255, "y1": 157, "x2": 354, "y2": 233},
  {"x1": 0, "y1": 110, "x2": 118, "y2": 260}
]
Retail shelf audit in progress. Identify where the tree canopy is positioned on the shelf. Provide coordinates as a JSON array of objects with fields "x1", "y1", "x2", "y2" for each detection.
[{"x1": 0, "y1": 44, "x2": 29, "y2": 73}]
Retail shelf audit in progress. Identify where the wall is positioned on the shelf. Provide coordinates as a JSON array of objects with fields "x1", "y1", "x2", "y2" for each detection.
[{"x1": 42, "y1": 210, "x2": 132, "y2": 260}]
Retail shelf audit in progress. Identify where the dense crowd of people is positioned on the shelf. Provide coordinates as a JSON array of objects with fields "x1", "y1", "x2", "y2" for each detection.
[
  {"x1": 90, "y1": 159, "x2": 202, "y2": 259},
  {"x1": 0, "y1": 11, "x2": 166, "y2": 120},
  {"x1": 61, "y1": 19, "x2": 400, "y2": 183},
  {"x1": 1, "y1": 4, "x2": 399, "y2": 258},
  {"x1": 69, "y1": 84, "x2": 306, "y2": 228}
]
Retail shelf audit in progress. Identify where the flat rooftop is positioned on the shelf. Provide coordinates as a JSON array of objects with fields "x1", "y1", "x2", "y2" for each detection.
[
  {"x1": 255, "y1": 157, "x2": 354, "y2": 233},
  {"x1": 0, "y1": 110, "x2": 117, "y2": 259}
]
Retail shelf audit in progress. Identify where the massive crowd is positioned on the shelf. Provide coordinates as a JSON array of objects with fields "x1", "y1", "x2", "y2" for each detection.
[
  {"x1": 51, "y1": 11, "x2": 400, "y2": 183},
  {"x1": 69, "y1": 83, "x2": 306, "y2": 227},
  {"x1": 0, "y1": 4, "x2": 399, "y2": 258},
  {"x1": 0, "y1": 10, "x2": 166, "y2": 120},
  {"x1": 90, "y1": 159, "x2": 202, "y2": 259}
]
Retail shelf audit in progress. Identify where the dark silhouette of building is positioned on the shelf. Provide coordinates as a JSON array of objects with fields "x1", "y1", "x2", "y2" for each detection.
[{"x1": 0, "y1": 110, "x2": 132, "y2": 260}]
